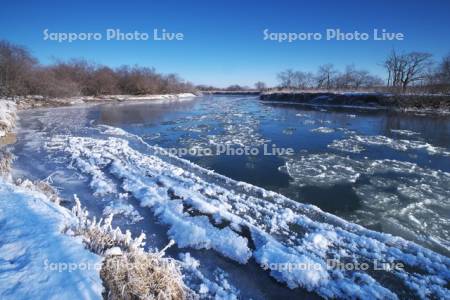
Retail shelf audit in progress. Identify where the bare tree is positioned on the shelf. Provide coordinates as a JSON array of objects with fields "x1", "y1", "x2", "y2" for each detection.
[
  {"x1": 87, "y1": 67, "x2": 119, "y2": 96},
  {"x1": 277, "y1": 69, "x2": 296, "y2": 89},
  {"x1": 0, "y1": 40, "x2": 37, "y2": 96},
  {"x1": 316, "y1": 64, "x2": 337, "y2": 90},
  {"x1": 28, "y1": 67, "x2": 81, "y2": 97},
  {"x1": 437, "y1": 53, "x2": 450, "y2": 89},
  {"x1": 292, "y1": 71, "x2": 315, "y2": 89},
  {"x1": 384, "y1": 50, "x2": 433, "y2": 92},
  {"x1": 335, "y1": 65, "x2": 383, "y2": 90},
  {"x1": 254, "y1": 81, "x2": 267, "y2": 91}
]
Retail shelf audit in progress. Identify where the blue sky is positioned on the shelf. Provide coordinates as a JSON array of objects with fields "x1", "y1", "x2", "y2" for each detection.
[{"x1": 1, "y1": 0, "x2": 450, "y2": 87}]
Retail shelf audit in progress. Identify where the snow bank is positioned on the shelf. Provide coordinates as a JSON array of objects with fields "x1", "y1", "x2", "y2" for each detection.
[
  {"x1": 0, "y1": 178, "x2": 103, "y2": 300},
  {"x1": 103, "y1": 93, "x2": 197, "y2": 102},
  {"x1": 44, "y1": 129, "x2": 450, "y2": 299},
  {"x1": 0, "y1": 100, "x2": 16, "y2": 138}
]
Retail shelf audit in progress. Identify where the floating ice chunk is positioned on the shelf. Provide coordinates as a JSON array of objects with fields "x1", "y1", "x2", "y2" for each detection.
[
  {"x1": 328, "y1": 134, "x2": 450, "y2": 156},
  {"x1": 328, "y1": 138, "x2": 365, "y2": 153},
  {"x1": 311, "y1": 127, "x2": 335, "y2": 134},
  {"x1": 353, "y1": 135, "x2": 450, "y2": 156},
  {"x1": 281, "y1": 154, "x2": 362, "y2": 186},
  {"x1": 390, "y1": 129, "x2": 420, "y2": 136},
  {"x1": 282, "y1": 127, "x2": 296, "y2": 135}
]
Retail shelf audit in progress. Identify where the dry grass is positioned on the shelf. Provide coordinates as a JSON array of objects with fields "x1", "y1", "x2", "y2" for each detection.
[
  {"x1": 70, "y1": 196, "x2": 192, "y2": 300},
  {"x1": 0, "y1": 150, "x2": 13, "y2": 176},
  {"x1": 101, "y1": 251, "x2": 186, "y2": 300},
  {"x1": 16, "y1": 178, "x2": 62, "y2": 205}
]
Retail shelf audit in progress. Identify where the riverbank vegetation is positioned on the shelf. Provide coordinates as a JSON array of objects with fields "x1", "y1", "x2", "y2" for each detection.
[
  {"x1": 0, "y1": 40, "x2": 195, "y2": 98},
  {"x1": 275, "y1": 50, "x2": 450, "y2": 94}
]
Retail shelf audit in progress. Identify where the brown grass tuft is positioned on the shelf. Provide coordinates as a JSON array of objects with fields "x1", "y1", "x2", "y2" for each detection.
[
  {"x1": 16, "y1": 178, "x2": 62, "y2": 205},
  {"x1": 70, "y1": 195, "x2": 193, "y2": 299},
  {"x1": 101, "y1": 251, "x2": 186, "y2": 300},
  {"x1": 0, "y1": 150, "x2": 13, "y2": 176}
]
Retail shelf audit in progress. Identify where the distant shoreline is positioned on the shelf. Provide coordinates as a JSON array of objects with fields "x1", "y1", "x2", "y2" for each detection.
[
  {"x1": 6, "y1": 93, "x2": 198, "y2": 110},
  {"x1": 260, "y1": 91, "x2": 450, "y2": 113}
]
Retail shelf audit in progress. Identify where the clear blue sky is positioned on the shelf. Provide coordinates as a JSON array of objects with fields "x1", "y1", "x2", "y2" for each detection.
[{"x1": 1, "y1": 0, "x2": 450, "y2": 87}]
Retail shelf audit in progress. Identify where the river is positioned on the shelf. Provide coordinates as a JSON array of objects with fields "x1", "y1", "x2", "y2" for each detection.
[{"x1": 11, "y1": 95, "x2": 450, "y2": 299}]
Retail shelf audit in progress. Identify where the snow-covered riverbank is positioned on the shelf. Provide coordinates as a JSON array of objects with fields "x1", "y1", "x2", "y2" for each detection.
[
  {"x1": 0, "y1": 178, "x2": 104, "y2": 299},
  {"x1": 0, "y1": 98, "x2": 195, "y2": 299},
  {"x1": 1, "y1": 102, "x2": 102, "y2": 299},
  {"x1": 10, "y1": 93, "x2": 198, "y2": 110}
]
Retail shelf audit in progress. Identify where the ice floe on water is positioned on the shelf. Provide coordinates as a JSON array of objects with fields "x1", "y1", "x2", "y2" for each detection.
[
  {"x1": 282, "y1": 127, "x2": 296, "y2": 135},
  {"x1": 353, "y1": 135, "x2": 450, "y2": 156},
  {"x1": 170, "y1": 97, "x2": 270, "y2": 150},
  {"x1": 280, "y1": 152, "x2": 450, "y2": 255},
  {"x1": 303, "y1": 119, "x2": 316, "y2": 125},
  {"x1": 390, "y1": 129, "x2": 420, "y2": 136},
  {"x1": 310, "y1": 127, "x2": 335, "y2": 134},
  {"x1": 43, "y1": 128, "x2": 450, "y2": 299},
  {"x1": 328, "y1": 138, "x2": 366, "y2": 153},
  {"x1": 328, "y1": 134, "x2": 450, "y2": 156},
  {"x1": 280, "y1": 154, "x2": 363, "y2": 186}
]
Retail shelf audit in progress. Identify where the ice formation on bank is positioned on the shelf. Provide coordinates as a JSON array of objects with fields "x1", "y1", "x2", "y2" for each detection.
[
  {"x1": 0, "y1": 100, "x2": 16, "y2": 138},
  {"x1": 44, "y1": 128, "x2": 450, "y2": 299}
]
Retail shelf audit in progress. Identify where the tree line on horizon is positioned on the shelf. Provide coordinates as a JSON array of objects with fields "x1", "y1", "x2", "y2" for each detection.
[
  {"x1": 2, "y1": 39, "x2": 450, "y2": 97},
  {"x1": 273, "y1": 50, "x2": 450, "y2": 93},
  {"x1": 0, "y1": 40, "x2": 195, "y2": 98},
  {"x1": 198, "y1": 52, "x2": 450, "y2": 94}
]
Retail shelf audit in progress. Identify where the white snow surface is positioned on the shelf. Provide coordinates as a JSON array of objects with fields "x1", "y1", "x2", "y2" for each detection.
[
  {"x1": 0, "y1": 178, "x2": 103, "y2": 300},
  {"x1": 43, "y1": 126, "x2": 450, "y2": 299}
]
